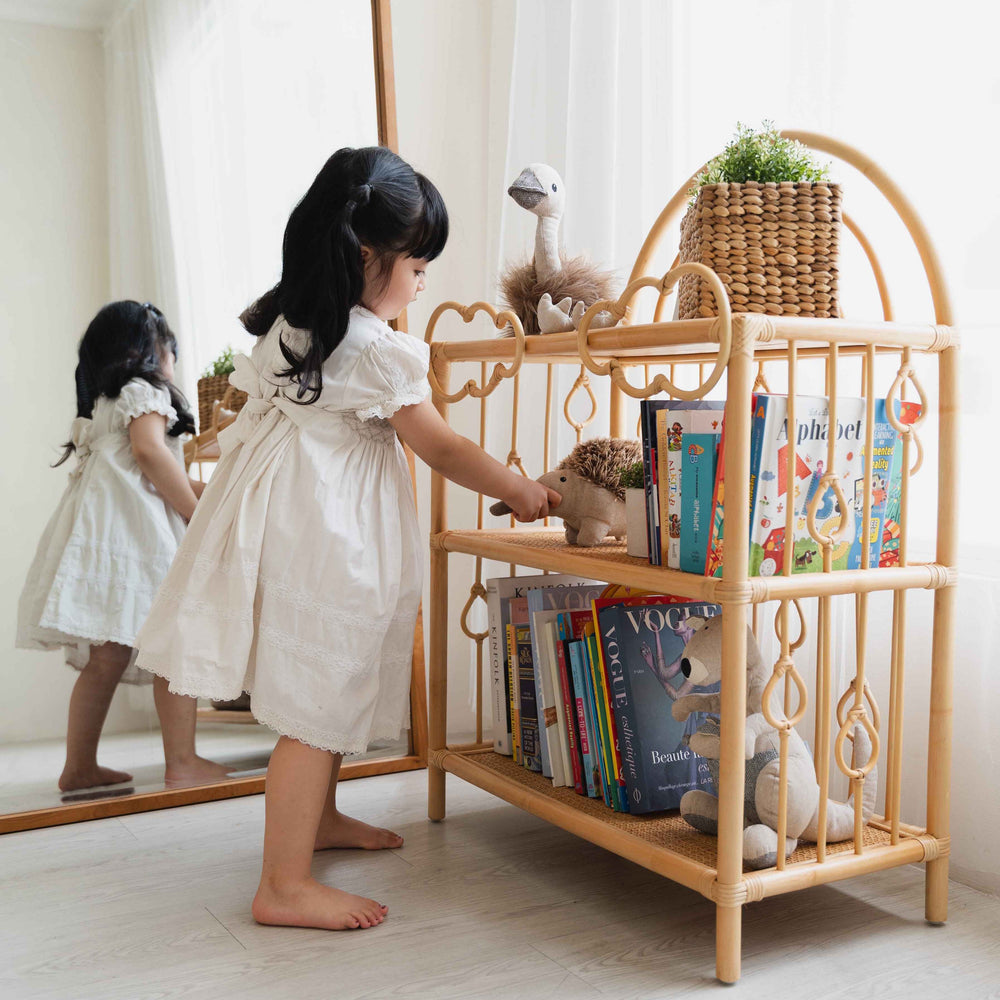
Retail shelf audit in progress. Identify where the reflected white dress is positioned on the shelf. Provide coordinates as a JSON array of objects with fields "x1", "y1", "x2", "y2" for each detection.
[
  {"x1": 135, "y1": 307, "x2": 429, "y2": 754},
  {"x1": 16, "y1": 379, "x2": 185, "y2": 683}
]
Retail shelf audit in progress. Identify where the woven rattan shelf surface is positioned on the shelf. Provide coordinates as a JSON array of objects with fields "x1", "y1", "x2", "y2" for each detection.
[
  {"x1": 436, "y1": 529, "x2": 951, "y2": 602},
  {"x1": 449, "y1": 750, "x2": 894, "y2": 873}
]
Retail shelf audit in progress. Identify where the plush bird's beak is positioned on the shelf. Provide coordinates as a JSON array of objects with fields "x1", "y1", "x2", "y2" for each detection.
[{"x1": 508, "y1": 168, "x2": 546, "y2": 210}]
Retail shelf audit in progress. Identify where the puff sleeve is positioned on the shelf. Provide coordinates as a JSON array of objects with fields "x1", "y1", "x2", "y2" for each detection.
[
  {"x1": 348, "y1": 330, "x2": 431, "y2": 421},
  {"x1": 114, "y1": 378, "x2": 178, "y2": 431}
]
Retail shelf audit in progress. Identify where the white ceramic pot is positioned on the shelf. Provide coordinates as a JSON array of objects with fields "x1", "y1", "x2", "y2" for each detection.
[{"x1": 624, "y1": 488, "x2": 648, "y2": 559}]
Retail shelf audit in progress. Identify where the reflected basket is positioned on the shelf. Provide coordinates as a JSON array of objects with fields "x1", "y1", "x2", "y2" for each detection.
[
  {"x1": 197, "y1": 374, "x2": 248, "y2": 432},
  {"x1": 678, "y1": 181, "x2": 842, "y2": 320}
]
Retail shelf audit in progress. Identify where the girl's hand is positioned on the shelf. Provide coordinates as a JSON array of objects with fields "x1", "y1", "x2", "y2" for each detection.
[{"x1": 502, "y1": 476, "x2": 561, "y2": 523}]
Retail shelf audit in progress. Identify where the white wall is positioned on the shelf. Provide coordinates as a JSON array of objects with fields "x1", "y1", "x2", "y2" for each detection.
[{"x1": 0, "y1": 20, "x2": 150, "y2": 741}]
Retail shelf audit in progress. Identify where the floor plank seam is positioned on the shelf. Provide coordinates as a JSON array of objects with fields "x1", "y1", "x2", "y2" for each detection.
[{"x1": 204, "y1": 905, "x2": 248, "y2": 951}]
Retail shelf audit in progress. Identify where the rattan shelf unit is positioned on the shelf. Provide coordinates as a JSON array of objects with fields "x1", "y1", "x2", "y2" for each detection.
[{"x1": 423, "y1": 133, "x2": 958, "y2": 984}]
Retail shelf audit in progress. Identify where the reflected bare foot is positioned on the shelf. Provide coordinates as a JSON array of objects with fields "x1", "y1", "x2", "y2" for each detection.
[
  {"x1": 314, "y1": 810, "x2": 404, "y2": 851},
  {"x1": 252, "y1": 877, "x2": 387, "y2": 930},
  {"x1": 58, "y1": 764, "x2": 133, "y2": 792},
  {"x1": 164, "y1": 756, "x2": 232, "y2": 788}
]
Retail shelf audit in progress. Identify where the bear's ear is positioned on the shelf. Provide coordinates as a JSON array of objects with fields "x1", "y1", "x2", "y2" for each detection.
[{"x1": 687, "y1": 616, "x2": 709, "y2": 632}]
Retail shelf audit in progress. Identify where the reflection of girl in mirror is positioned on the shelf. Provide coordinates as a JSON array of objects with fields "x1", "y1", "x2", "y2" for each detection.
[
  {"x1": 134, "y1": 147, "x2": 560, "y2": 933},
  {"x1": 16, "y1": 302, "x2": 230, "y2": 792}
]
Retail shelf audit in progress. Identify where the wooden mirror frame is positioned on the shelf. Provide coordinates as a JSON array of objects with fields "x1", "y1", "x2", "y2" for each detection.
[{"x1": 1, "y1": 0, "x2": 427, "y2": 835}]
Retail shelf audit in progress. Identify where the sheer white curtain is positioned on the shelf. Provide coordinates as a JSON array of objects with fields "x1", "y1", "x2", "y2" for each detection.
[
  {"x1": 486, "y1": 0, "x2": 999, "y2": 890},
  {"x1": 104, "y1": 0, "x2": 379, "y2": 398}
]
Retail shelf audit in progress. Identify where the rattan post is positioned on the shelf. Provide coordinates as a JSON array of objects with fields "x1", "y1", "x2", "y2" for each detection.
[
  {"x1": 926, "y1": 342, "x2": 958, "y2": 922},
  {"x1": 714, "y1": 315, "x2": 756, "y2": 984},
  {"x1": 428, "y1": 350, "x2": 451, "y2": 821}
]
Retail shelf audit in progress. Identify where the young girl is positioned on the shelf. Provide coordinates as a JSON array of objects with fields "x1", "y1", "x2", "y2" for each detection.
[
  {"x1": 17, "y1": 302, "x2": 230, "y2": 792},
  {"x1": 135, "y1": 147, "x2": 560, "y2": 931}
]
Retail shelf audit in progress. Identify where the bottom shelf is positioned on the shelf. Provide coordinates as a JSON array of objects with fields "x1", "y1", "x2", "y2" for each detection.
[{"x1": 435, "y1": 749, "x2": 934, "y2": 901}]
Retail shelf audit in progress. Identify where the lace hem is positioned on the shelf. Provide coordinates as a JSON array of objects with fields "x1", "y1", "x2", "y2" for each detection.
[
  {"x1": 250, "y1": 702, "x2": 407, "y2": 756},
  {"x1": 133, "y1": 650, "x2": 246, "y2": 702},
  {"x1": 355, "y1": 378, "x2": 430, "y2": 421}
]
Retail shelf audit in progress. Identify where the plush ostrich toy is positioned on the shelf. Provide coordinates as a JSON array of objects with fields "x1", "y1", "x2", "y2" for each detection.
[{"x1": 500, "y1": 163, "x2": 618, "y2": 336}]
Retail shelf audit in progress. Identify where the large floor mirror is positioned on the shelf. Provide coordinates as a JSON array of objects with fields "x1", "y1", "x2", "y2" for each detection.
[{"x1": 0, "y1": 0, "x2": 426, "y2": 834}]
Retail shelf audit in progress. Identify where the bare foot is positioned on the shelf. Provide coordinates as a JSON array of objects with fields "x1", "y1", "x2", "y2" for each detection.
[
  {"x1": 252, "y1": 877, "x2": 388, "y2": 930},
  {"x1": 164, "y1": 756, "x2": 232, "y2": 788},
  {"x1": 58, "y1": 764, "x2": 133, "y2": 792},
  {"x1": 314, "y1": 810, "x2": 404, "y2": 851}
]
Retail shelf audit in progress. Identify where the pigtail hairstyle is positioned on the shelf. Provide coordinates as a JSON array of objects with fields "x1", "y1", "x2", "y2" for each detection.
[
  {"x1": 240, "y1": 146, "x2": 448, "y2": 402},
  {"x1": 56, "y1": 301, "x2": 196, "y2": 465}
]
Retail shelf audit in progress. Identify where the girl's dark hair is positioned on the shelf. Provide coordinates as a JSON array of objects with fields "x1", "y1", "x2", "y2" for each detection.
[
  {"x1": 240, "y1": 146, "x2": 448, "y2": 402},
  {"x1": 56, "y1": 300, "x2": 196, "y2": 466}
]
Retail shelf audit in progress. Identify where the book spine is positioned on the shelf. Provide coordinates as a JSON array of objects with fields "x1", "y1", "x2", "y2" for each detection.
[
  {"x1": 592, "y1": 631, "x2": 625, "y2": 811},
  {"x1": 581, "y1": 634, "x2": 611, "y2": 807},
  {"x1": 656, "y1": 408, "x2": 673, "y2": 576},
  {"x1": 680, "y1": 433, "x2": 720, "y2": 574},
  {"x1": 536, "y1": 621, "x2": 565, "y2": 785},
  {"x1": 485, "y1": 581, "x2": 512, "y2": 755},
  {"x1": 516, "y1": 625, "x2": 541, "y2": 772},
  {"x1": 593, "y1": 605, "x2": 630, "y2": 812},
  {"x1": 555, "y1": 632, "x2": 585, "y2": 794},
  {"x1": 507, "y1": 624, "x2": 521, "y2": 765},
  {"x1": 568, "y1": 640, "x2": 598, "y2": 797},
  {"x1": 526, "y1": 601, "x2": 553, "y2": 779},
  {"x1": 704, "y1": 417, "x2": 726, "y2": 578},
  {"x1": 640, "y1": 400, "x2": 656, "y2": 564},
  {"x1": 665, "y1": 409, "x2": 688, "y2": 569}
]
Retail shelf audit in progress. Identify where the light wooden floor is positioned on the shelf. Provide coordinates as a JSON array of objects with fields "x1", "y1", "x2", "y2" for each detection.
[{"x1": 1, "y1": 769, "x2": 998, "y2": 1000}]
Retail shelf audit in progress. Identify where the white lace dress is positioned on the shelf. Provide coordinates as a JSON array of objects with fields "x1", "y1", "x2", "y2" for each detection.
[
  {"x1": 17, "y1": 379, "x2": 185, "y2": 683},
  {"x1": 134, "y1": 307, "x2": 429, "y2": 754}
]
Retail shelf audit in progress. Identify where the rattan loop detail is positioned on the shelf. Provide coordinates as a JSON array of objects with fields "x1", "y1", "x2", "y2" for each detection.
[
  {"x1": 459, "y1": 583, "x2": 489, "y2": 642},
  {"x1": 774, "y1": 599, "x2": 807, "y2": 651},
  {"x1": 577, "y1": 263, "x2": 732, "y2": 400},
  {"x1": 564, "y1": 366, "x2": 599, "y2": 436},
  {"x1": 425, "y1": 301, "x2": 525, "y2": 403},
  {"x1": 806, "y1": 475, "x2": 851, "y2": 547}
]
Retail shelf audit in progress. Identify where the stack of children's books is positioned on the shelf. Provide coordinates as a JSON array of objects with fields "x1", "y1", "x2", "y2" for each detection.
[
  {"x1": 486, "y1": 574, "x2": 721, "y2": 813},
  {"x1": 639, "y1": 394, "x2": 921, "y2": 577}
]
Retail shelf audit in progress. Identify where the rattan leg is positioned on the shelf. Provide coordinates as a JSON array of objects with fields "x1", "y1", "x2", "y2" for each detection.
[
  {"x1": 428, "y1": 542, "x2": 448, "y2": 822},
  {"x1": 716, "y1": 904, "x2": 742, "y2": 984}
]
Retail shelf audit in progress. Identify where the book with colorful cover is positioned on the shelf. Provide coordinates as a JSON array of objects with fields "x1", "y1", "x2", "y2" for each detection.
[
  {"x1": 526, "y1": 582, "x2": 604, "y2": 783},
  {"x1": 748, "y1": 395, "x2": 868, "y2": 577},
  {"x1": 506, "y1": 622, "x2": 521, "y2": 764},
  {"x1": 680, "y1": 432, "x2": 720, "y2": 574},
  {"x1": 846, "y1": 398, "x2": 897, "y2": 570},
  {"x1": 552, "y1": 630, "x2": 584, "y2": 794},
  {"x1": 585, "y1": 631, "x2": 621, "y2": 810},
  {"x1": 563, "y1": 610, "x2": 610, "y2": 803},
  {"x1": 591, "y1": 592, "x2": 692, "y2": 809},
  {"x1": 486, "y1": 573, "x2": 598, "y2": 756},
  {"x1": 879, "y1": 399, "x2": 921, "y2": 567},
  {"x1": 660, "y1": 403, "x2": 725, "y2": 569},
  {"x1": 609, "y1": 600, "x2": 722, "y2": 813},
  {"x1": 566, "y1": 636, "x2": 600, "y2": 797}
]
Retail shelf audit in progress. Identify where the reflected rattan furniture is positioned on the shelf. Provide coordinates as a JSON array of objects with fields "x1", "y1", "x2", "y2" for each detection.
[{"x1": 423, "y1": 133, "x2": 957, "y2": 984}]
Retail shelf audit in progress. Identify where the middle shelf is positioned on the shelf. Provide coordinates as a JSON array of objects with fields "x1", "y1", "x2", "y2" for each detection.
[{"x1": 433, "y1": 528, "x2": 954, "y2": 602}]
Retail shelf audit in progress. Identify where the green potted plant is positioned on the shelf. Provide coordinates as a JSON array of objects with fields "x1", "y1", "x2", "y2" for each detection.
[
  {"x1": 678, "y1": 122, "x2": 840, "y2": 320},
  {"x1": 197, "y1": 346, "x2": 246, "y2": 432},
  {"x1": 620, "y1": 459, "x2": 648, "y2": 559}
]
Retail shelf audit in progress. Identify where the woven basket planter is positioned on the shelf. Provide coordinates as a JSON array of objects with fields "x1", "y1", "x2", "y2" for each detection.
[
  {"x1": 196, "y1": 374, "x2": 248, "y2": 432},
  {"x1": 678, "y1": 181, "x2": 842, "y2": 320}
]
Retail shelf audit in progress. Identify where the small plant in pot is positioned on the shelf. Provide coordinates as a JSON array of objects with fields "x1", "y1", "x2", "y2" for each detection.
[
  {"x1": 620, "y1": 460, "x2": 648, "y2": 559},
  {"x1": 678, "y1": 122, "x2": 840, "y2": 320}
]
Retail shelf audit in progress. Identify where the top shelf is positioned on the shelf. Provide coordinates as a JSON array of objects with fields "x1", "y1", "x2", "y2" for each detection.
[{"x1": 428, "y1": 314, "x2": 957, "y2": 366}]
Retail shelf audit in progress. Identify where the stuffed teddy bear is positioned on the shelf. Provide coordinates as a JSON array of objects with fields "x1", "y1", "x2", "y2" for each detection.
[
  {"x1": 489, "y1": 437, "x2": 640, "y2": 546},
  {"x1": 672, "y1": 615, "x2": 878, "y2": 870}
]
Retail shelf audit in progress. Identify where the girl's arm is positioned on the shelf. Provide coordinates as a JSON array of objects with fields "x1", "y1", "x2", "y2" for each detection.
[
  {"x1": 189, "y1": 478, "x2": 207, "y2": 499},
  {"x1": 389, "y1": 398, "x2": 560, "y2": 521},
  {"x1": 129, "y1": 413, "x2": 199, "y2": 521}
]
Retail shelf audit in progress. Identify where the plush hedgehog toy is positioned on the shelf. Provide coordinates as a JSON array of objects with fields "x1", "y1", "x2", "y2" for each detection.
[{"x1": 490, "y1": 438, "x2": 641, "y2": 546}]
